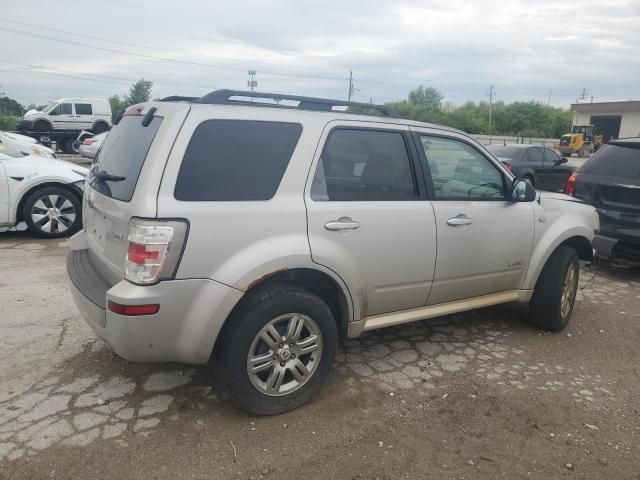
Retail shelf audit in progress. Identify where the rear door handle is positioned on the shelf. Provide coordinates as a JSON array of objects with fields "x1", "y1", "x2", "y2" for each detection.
[
  {"x1": 325, "y1": 217, "x2": 360, "y2": 231},
  {"x1": 446, "y1": 214, "x2": 473, "y2": 226}
]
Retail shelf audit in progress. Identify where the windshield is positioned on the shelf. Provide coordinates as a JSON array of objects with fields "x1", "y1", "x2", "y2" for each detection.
[
  {"x1": 88, "y1": 115, "x2": 162, "y2": 201},
  {"x1": 486, "y1": 145, "x2": 525, "y2": 161},
  {"x1": 42, "y1": 102, "x2": 58, "y2": 113}
]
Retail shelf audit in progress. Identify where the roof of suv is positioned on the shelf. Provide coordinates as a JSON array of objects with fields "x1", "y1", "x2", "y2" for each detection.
[
  {"x1": 160, "y1": 89, "x2": 465, "y2": 136},
  {"x1": 609, "y1": 138, "x2": 640, "y2": 149}
]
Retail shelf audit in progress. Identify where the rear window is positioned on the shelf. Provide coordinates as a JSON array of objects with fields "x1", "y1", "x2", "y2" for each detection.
[
  {"x1": 174, "y1": 120, "x2": 302, "y2": 201},
  {"x1": 580, "y1": 144, "x2": 640, "y2": 177},
  {"x1": 88, "y1": 116, "x2": 162, "y2": 201}
]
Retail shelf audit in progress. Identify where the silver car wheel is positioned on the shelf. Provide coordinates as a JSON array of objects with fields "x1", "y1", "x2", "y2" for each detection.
[
  {"x1": 560, "y1": 262, "x2": 577, "y2": 318},
  {"x1": 31, "y1": 194, "x2": 77, "y2": 234},
  {"x1": 247, "y1": 313, "x2": 323, "y2": 397}
]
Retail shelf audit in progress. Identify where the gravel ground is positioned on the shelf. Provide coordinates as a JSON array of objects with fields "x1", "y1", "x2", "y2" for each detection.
[{"x1": 1, "y1": 232, "x2": 639, "y2": 480}]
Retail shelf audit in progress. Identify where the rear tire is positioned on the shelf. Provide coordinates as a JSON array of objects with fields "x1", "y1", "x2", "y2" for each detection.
[
  {"x1": 23, "y1": 186, "x2": 82, "y2": 238},
  {"x1": 212, "y1": 284, "x2": 338, "y2": 415},
  {"x1": 579, "y1": 145, "x2": 590, "y2": 157},
  {"x1": 92, "y1": 122, "x2": 109, "y2": 134},
  {"x1": 64, "y1": 138, "x2": 80, "y2": 155},
  {"x1": 529, "y1": 246, "x2": 579, "y2": 331}
]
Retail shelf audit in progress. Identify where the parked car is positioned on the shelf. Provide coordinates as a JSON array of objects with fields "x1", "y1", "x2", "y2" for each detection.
[
  {"x1": 79, "y1": 131, "x2": 108, "y2": 160},
  {"x1": 0, "y1": 151, "x2": 87, "y2": 237},
  {"x1": 19, "y1": 98, "x2": 112, "y2": 134},
  {"x1": 67, "y1": 90, "x2": 598, "y2": 415},
  {"x1": 0, "y1": 130, "x2": 56, "y2": 159},
  {"x1": 486, "y1": 144, "x2": 576, "y2": 192},
  {"x1": 567, "y1": 138, "x2": 640, "y2": 267}
]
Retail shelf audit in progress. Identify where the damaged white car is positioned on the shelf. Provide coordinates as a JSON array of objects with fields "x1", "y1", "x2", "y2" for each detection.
[{"x1": 0, "y1": 152, "x2": 87, "y2": 237}]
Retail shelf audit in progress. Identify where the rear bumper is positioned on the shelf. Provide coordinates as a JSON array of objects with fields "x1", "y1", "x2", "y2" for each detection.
[{"x1": 66, "y1": 231, "x2": 244, "y2": 364}]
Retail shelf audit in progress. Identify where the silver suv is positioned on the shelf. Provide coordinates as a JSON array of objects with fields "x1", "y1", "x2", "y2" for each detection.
[{"x1": 67, "y1": 90, "x2": 599, "y2": 415}]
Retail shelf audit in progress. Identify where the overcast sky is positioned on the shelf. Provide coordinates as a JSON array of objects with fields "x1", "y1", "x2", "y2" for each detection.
[{"x1": 0, "y1": 0, "x2": 638, "y2": 108}]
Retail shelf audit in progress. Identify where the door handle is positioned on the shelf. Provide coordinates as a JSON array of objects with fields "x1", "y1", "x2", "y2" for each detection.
[
  {"x1": 446, "y1": 214, "x2": 473, "y2": 226},
  {"x1": 324, "y1": 217, "x2": 360, "y2": 231}
]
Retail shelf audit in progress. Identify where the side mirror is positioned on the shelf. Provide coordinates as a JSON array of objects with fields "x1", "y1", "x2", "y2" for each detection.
[
  {"x1": 553, "y1": 157, "x2": 568, "y2": 166},
  {"x1": 510, "y1": 178, "x2": 537, "y2": 202}
]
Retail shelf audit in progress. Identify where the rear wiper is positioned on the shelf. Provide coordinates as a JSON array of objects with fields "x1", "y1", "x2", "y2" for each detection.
[{"x1": 93, "y1": 169, "x2": 125, "y2": 182}]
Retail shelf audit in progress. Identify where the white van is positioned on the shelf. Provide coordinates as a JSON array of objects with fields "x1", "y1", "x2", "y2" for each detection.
[{"x1": 19, "y1": 98, "x2": 112, "y2": 134}]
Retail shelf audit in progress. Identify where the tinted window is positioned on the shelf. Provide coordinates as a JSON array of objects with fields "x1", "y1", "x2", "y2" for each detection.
[
  {"x1": 311, "y1": 129, "x2": 416, "y2": 201},
  {"x1": 486, "y1": 145, "x2": 525, "y2": 161},
  {"x1": 420, "y1": 135, "x2": 505, "y2": 200},
  {"x1": 175, "y1": 120, "x2": 301, "y2": 201},
  {"x1": 527, "y1": 148, "x2": 543, "y2": 162},
  {"x1": 543, "y1": 148, "x2": 559, "y2": 163},
  {"x1": 88, "y1": 116, "x2": 162, "y2": 202},
  {"x1": 580, "y1": 144, "x2": 640, "y2": 177},
  {"x1": 75, "y1": 103, "x2": 92, "y2": 115},
  {"x1": 59, "y1": 103, "x2": 72, "y2": 115}
]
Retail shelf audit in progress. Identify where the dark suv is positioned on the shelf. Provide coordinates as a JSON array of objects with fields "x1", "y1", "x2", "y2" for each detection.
[{"x1": 568, "y1": 138, "x2": 640, "y2": 266}]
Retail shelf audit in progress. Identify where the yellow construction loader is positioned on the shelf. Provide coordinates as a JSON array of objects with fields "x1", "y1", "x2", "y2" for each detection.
[{"x1": 555, "y1": 125, "x2": 603, "y2": 157}]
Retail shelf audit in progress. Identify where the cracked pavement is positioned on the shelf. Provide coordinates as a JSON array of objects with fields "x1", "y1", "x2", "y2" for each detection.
[{"x1": 1, "y1": 231, "x2": 640, "y2": 479}]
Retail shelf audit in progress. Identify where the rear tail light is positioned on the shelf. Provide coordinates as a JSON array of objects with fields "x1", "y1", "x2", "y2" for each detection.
[
  {"x1": 124, "y1": 218, "x2": 188, "y2": 285},
  {"x1": 82, "y1": 138, "x2": 97, "y2": 145},
  {"x1": 502, "y1": 161, "x2": 513, "y2": 172},
  {"x1": 565, "y1": 172, "x2": 578, "y2": 196}
]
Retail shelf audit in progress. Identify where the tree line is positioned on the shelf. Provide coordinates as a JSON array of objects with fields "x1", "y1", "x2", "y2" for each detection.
[{"x1": 385, "y1": 86, "x2": 572, "y2": 139}]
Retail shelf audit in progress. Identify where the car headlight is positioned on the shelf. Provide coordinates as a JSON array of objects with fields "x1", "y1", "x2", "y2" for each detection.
[{"x1": 31, "y1": 145, "x2": 55, "y2": 158}]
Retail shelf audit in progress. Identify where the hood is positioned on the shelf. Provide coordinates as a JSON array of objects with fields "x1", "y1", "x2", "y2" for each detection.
[
  {"x1": 3, "y1": 131, "x2": 37, "y2": 144},
  {"x1": 24, "y1": 109, "x2": 42, "y2": 117},
  {"x1": 3, "y1": 154, "x2": 87, "y2": 174},
  {"x1": 539, "y1": 190, "x2": 591, "y2": 207}
]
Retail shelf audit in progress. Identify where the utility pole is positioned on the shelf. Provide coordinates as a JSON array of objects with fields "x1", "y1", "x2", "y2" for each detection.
[
  {"x1": 348, "y1": 70, "x2": 354, "y2": 102},
  {"x1": 579, "y1": 87, "x2": 587, "y2": 101},
  {"x1": 487, "y1": 85, "x2": 496, "y2": 130},
  {"x1": 247, "y1": 70, "x2": 257, "y2": 92},
  {"x1": 547, "y1": 89, "x2": 552, "y2": 107}
]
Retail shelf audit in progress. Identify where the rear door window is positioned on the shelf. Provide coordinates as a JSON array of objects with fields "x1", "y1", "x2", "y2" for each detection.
[
  {"x1": 175, "y1": 120, "x2": 302, "y2": 201},
  {"x1": 543, "y1": 148, "x2": 560, "y2": 163},
  {"x1": 311, "y1": 128, "x2": 417, "y2": 201},
  {"x1": 75, "y1": 103, "x2": 93, "y2": 115},
  {"x1": 527, "y1": 148, "x2": 543, "y2": 163},
  {"x1": 88, "y1": 115, "x2": 162, "y2": 201},
  {"x1": 580, "y1": 144, "x2": 640, "y2": 177}
]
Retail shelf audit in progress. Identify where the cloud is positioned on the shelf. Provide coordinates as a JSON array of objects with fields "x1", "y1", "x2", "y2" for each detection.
[{"x1": 0, "y1": 0, "x2": 638, "y2": 107}]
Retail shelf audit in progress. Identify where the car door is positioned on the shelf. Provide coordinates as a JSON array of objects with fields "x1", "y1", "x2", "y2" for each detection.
[
  {"x1": 305, "y1": 122, "x2": 437, "y2": 318},
  {"x1": 0, "y1": 158, "x2": 9, "y2": 224},
  {"x1": 74, "y1": 103, "x2": 94, "y2": 130},
  {"x1": 50, "y1": 103, "x2": 74, "y2": 129},
  {"x1": 412, "y1": 129, "x2": 535, "y2": 305},
  {"x1": 542, "y1": 148, "x2": 573, "y2": 192}
]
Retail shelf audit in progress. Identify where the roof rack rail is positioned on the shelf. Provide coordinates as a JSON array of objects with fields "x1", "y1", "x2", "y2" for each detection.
[
  {"x1": 159, "y1": 95, "x2": 200, "y2": 102},
  {"x1": 196, "y1": 89, "x2": 398, "y2": 117}
]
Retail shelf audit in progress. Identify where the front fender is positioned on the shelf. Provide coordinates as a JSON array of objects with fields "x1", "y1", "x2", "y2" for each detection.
[
  {"x1": 522, "y1": 215, "x2": 594, "y2": 290},
  {"x1": 10, "y1": 175, "x2": 84, "y2": 223}
]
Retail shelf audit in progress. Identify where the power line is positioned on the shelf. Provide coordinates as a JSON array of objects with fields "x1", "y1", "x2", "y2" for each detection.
[{"x1": 0, "y1": 16, "x2": 429, "y2": 86}]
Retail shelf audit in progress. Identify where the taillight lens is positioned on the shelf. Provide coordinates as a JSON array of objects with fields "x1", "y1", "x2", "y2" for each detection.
[
  {"x1": 108, "y1": 301, "x2": 160, "y2": 316},
  {"x1": 565, "y1": 172, "x2": 578, "y2": 196},
  {"x1": 82, "y1": 138, "x2": 97, "y2": 145},
  {"x1": 124, "y1": 218, "x2": 188, "y2": 285}
]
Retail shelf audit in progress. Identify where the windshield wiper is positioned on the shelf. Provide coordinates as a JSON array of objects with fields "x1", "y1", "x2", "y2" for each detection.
[{"x1": 93, "y1": 169, "x2": 125, "y2": 182}]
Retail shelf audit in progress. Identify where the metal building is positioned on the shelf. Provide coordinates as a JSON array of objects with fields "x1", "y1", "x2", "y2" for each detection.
[{"x1": 571, "y1": 101, "x2": 640, "y2": 142}]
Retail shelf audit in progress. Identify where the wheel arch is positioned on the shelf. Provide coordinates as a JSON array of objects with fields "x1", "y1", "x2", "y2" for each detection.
[
  {"x1": 33, "y1": 118, "x2": 53, "y2": 131},
  {"x1": 15, "y1": 181, "x2": 82, "y2": 224},
  {"x1": 523, "y1": 229, "x2": 593, "y2": 291},
  {"x1": 212, "y1": 267, "x2": 353, "y2": 359}
]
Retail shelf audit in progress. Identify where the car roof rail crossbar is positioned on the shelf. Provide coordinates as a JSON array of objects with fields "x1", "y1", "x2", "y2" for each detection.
[{"x1": 196, "y1": 89, "x2": 399, "y2": 117}]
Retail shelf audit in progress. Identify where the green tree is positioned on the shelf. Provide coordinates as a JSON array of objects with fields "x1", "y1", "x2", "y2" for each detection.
[
  {"x1": 108, "y1": 95, "x2": 126, "y2": 120},
  {"x1": 408, "y1": 86, "x2": 444, "y2": 110},
  {"x1": 123, "y1": 79, "x2": 153, "y2": 106}
]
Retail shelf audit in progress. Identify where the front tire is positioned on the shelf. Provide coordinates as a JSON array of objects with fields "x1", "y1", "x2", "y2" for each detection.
[
  {"x1": 33, "y1": 120, "x2": 51, "y2": 132},
  {"x1": 213, "y1": 285, "x2": 338, "y2": 415},
  {"x1": 64, "y1": 138, "x2": 81, "y2": 155},
  {"x1": 529, "y1": 246, "x2": 579, "y2": 331},
  {"x1": 23, "y1": 186, "x2": 82, "y2": 238}
]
